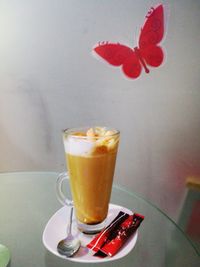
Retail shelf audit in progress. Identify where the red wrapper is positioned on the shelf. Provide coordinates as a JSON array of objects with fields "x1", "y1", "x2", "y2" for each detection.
[
  {"x1": 87, "y1": 212, "x2": 144, "y2": 257},
  {"x1": 100, "y1": 213, "x2": 144, "y2": 256},
  {"x1": 87, "y1": 211, "x2": 129, "y2": 253}
]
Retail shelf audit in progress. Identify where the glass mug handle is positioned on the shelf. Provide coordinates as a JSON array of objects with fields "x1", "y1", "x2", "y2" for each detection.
[{"x1": 56, "y1": 172, "x2": 73, "y2": 207}]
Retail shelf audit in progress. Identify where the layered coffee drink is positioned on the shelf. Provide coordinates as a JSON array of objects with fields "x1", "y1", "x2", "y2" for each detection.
[{"x1": 63, "y1": 127, "x2": 120, "y2": 226}]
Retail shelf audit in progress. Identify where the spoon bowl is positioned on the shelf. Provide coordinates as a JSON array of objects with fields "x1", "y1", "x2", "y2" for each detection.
[{"x1": 57, "y1": 207, "x2": 81, "y2": 257}]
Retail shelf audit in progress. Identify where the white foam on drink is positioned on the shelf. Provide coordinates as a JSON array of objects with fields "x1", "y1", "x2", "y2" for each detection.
[{"x1": 64, "y1": 137, "x2": 95, "y2": 156}]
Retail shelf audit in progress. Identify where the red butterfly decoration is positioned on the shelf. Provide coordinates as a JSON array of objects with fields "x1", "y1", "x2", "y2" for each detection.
[{"x1": 94, "y1": 4, "x2": 165, "y2": 79}]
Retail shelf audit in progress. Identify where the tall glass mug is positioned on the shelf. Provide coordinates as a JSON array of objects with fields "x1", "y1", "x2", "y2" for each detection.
[{"x1": 56, "y1": 126, "x2": 120, "y2": 234}]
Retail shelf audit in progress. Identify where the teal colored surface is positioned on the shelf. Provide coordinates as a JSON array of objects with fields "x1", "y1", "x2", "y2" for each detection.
[
  {"x1": 0, "y1": 244, "x2": 10, "y2": 267},
  {"x1": 0, "y1": 172, "x2": 199, "y2": 267}
]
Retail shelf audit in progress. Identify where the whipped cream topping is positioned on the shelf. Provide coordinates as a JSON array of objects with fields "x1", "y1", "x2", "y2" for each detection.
[
  {"x1": 64, "y1": 127, "x2": 119, "y2": 156},
  {"x1": 64, "y1": 138, "x2": 95, "y2": 156}
]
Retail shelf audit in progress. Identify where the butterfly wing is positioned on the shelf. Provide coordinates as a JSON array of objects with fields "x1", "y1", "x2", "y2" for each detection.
[
  {"x1": 140, "y1": 45, "x2": 164, "y2": 67},
  {"x1": 138, "y1": 5, "x2": 164, "y2": 68},
  {"x1": 139, "y1": 4, "x2": 164, "y2": 49},
  {"x1": 94, "y1": 43, "x2": 132, "y2": 66},
  {"x1": 122, "y1": 53, "x2": 142, "y2": 78},
  {"x1": 94, "y1": 43, "x2": 141, "y2": 78}
]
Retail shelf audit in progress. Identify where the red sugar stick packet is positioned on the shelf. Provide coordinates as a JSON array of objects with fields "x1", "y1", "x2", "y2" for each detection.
[
  {"x1": 100, "y1": 213, "x2": 144, "y2": 256},
  {"x1": 87, "y1": 211, "x2": 129, "y2": 253},
  {"x1": 87, "y1": 212, "x2": 144, "y2": 257}
]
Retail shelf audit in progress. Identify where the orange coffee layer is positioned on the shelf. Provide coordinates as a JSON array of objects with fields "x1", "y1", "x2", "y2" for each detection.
[{"x1": 66, "y1": 151, "x2": 117, "y2": 224}]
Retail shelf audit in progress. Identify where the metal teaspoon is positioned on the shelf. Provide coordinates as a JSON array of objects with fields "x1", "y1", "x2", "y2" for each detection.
[{"x1": 57, "y1": 206, "x2": 81, "y2": 257}]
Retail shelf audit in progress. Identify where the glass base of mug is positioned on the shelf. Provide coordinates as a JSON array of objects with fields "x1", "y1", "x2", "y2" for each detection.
[{"x1": 77, "y1": 219, "x2": 106, "y2": 234}]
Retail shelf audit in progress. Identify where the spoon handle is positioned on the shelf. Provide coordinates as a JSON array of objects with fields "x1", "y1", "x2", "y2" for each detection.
[{"x1": 68, "y1": 207, "x2": 73, "y2": 235}]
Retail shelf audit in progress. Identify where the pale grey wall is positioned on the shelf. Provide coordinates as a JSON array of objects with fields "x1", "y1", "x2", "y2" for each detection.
[{"x1": 0, "y1": 0, "x2": 200, "y2": 222}]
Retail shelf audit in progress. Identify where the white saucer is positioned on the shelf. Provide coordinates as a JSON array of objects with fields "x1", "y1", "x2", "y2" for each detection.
[{"x1": 42, "y1": 204, "x2": 138, "y2": 263}]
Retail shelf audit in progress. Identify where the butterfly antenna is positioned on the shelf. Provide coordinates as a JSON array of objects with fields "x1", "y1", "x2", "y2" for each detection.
[{"x1": 146, "y1": 7, "x2": 155, "y2": 18}]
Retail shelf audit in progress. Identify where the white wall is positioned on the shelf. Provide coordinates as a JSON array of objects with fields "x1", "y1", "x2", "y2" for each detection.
[{"x1": 0, "y1": 0, "x2": 200, "y2": 222}]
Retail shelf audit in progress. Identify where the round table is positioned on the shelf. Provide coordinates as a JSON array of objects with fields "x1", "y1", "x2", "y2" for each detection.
[{"x1": 0, "y1": 172, "x2": 199, "y2": 266}]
